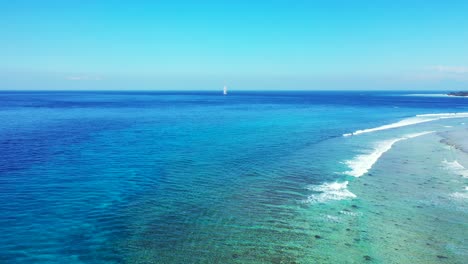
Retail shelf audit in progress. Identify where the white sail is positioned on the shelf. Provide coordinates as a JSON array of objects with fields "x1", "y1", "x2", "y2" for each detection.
[{"x1": 223, "y1": 86, "x2": 228, "y2": 95}]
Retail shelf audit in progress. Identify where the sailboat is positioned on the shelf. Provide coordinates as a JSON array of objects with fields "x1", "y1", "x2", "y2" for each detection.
[{"x1": 223, "y1": 85, "x2": 228, "y2": 95}]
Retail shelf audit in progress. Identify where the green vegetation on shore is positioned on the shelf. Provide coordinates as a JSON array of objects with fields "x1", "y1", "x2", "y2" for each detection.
[{"x1": 447, "y1": 91, "x2": 468, "y2": 97}]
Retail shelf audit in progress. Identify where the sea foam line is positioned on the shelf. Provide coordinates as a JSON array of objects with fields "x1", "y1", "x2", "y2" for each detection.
[
  {"x1": 343, "y1": 112, "x2": 468, "y2": 136},
  {"x1": 404, "y1": 94, "x2": 451, "y2": 97},
  {"x1": 343, "y1": 131, "x2": 434, "y2": 177},
  {"x1": 304, "y1": 181, "x2": 356, "y2": 204}
]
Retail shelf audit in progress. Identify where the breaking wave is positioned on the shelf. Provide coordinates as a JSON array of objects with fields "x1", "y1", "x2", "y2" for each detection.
[
  {"x1": 304, "y1": 181, "x2": 356, "y2": 204},
  {"x1": 343, "y1": 112, "x2": 468, "y2": 136},
  {"x1": 442, "y1": 160, "x2": 468, "y2": 178},
  {"x1": 343, "y1": 131, "x2": 434, "y2": 177}
]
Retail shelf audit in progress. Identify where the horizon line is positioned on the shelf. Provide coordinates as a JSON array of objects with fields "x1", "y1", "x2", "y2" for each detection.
[{"x1": 0, "y1": 89, "x2": 460, "y2": 92}]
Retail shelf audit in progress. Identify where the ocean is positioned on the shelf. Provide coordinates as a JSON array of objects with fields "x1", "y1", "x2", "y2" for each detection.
[{"x1": 0, "y1": 91, "x2": 467, "y2": 263}]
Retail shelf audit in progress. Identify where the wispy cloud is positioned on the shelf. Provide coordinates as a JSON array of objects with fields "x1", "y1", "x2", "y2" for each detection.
[
  {"x1": 407, "y1": 65, "x2": 468, "y2": 82},
  {"x1": 430, "y1": 65, "x2": 468, "y2": 74},
  {"x1": 66, "y1": 76, "x2": 103, "y2": 81}
]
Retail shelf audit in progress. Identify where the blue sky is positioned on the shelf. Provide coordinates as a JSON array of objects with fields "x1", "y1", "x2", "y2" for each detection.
[{"x1": 1, "y1": 0, "x2": 468, "y2": 90}]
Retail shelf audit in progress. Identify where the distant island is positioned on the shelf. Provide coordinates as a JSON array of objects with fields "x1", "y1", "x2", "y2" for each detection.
[{"x1": 447, "y1": 91, "x2": 468, "y2": 97}]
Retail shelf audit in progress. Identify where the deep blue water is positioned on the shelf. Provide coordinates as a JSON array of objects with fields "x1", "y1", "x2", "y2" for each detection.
[{"x1": 0, "y1": 91, "x2": 467, "y2": 263}]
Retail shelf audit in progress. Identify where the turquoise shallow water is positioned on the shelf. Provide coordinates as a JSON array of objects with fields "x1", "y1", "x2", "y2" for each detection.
[{"x1": 0, "y1": 91, "x2": 467, "y2": 263}]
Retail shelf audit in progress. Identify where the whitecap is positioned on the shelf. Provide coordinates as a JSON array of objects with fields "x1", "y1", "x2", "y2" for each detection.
[
  {"x1": 442, "y1": 160, "x2": 468, "y2": 178},
  {"x1": 339, "y1": 210, "x2": 362, "y2": 217},
  {"x1": 450, "y1": 191, "x2": 468, "y2": 200},
  {"x1": 343, "y1": 131, "x2": 434, "y2": 177},
  {"x1": 343, "y1": 112, "x2": 468, "y2": 136},
  {"x1": 304, "y1": 181, "x2": 356, "y2": 204},
  {"x1": 321, "y1": 214, "x2": 342, "y2": 223},
  {"x1": 442, "y1": 160, "x2": 468, "y2": 201}
]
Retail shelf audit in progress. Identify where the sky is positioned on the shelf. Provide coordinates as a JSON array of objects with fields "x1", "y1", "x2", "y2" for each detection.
[{"x1": 1, "y1": 0, "x2": 468, "y2": 90}]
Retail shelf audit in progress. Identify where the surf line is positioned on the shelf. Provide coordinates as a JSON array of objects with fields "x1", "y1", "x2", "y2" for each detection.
[
  {"x1": 306, "y1": 131, "x2": 434, "y2": 205},
  {"x1": 304, "y1": 181, "x2": 356, "y2": 204},
  {"x1": 343, "y1": 131, "x2": 434, "y2": 177},
  {"x1": 343, "y1": 112, "x2": 468, "y2": 137}
]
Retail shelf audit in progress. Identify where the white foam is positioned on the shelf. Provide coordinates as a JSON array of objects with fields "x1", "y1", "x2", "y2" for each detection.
[
  {"x1": 416, "y1": 113, "x2": 468, "y2": 118},
  {"x1": 339, "y1": 210, "x2": 362, "y2": 217},
  {"x1": 450, "y1": 191, "x2": 468, "y2": 200},
  {"x1": 344, "y1": 131, "x2": 434, "y2": 177},
  {"x1": 442, "y1": 160, "x2": 468, "y2": 178},
  {"x1": 343, "y1": 112, "x2": 468, "y2": 136},
  {"x1": 442, "y1": 160, "x2": 468, "y2": 201},
  {"x1": 449, "y1": 185, "x2": 468, "y2": 202},
  {"x1": 305, "y1": 181, "x2": 356, "y2": 204},
  {"x1": 321, "y1": 214, "x2": 342, "y2": 223},
  {"x1": 404, "y1": 94, "x2": 451, "y2": 97}
]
